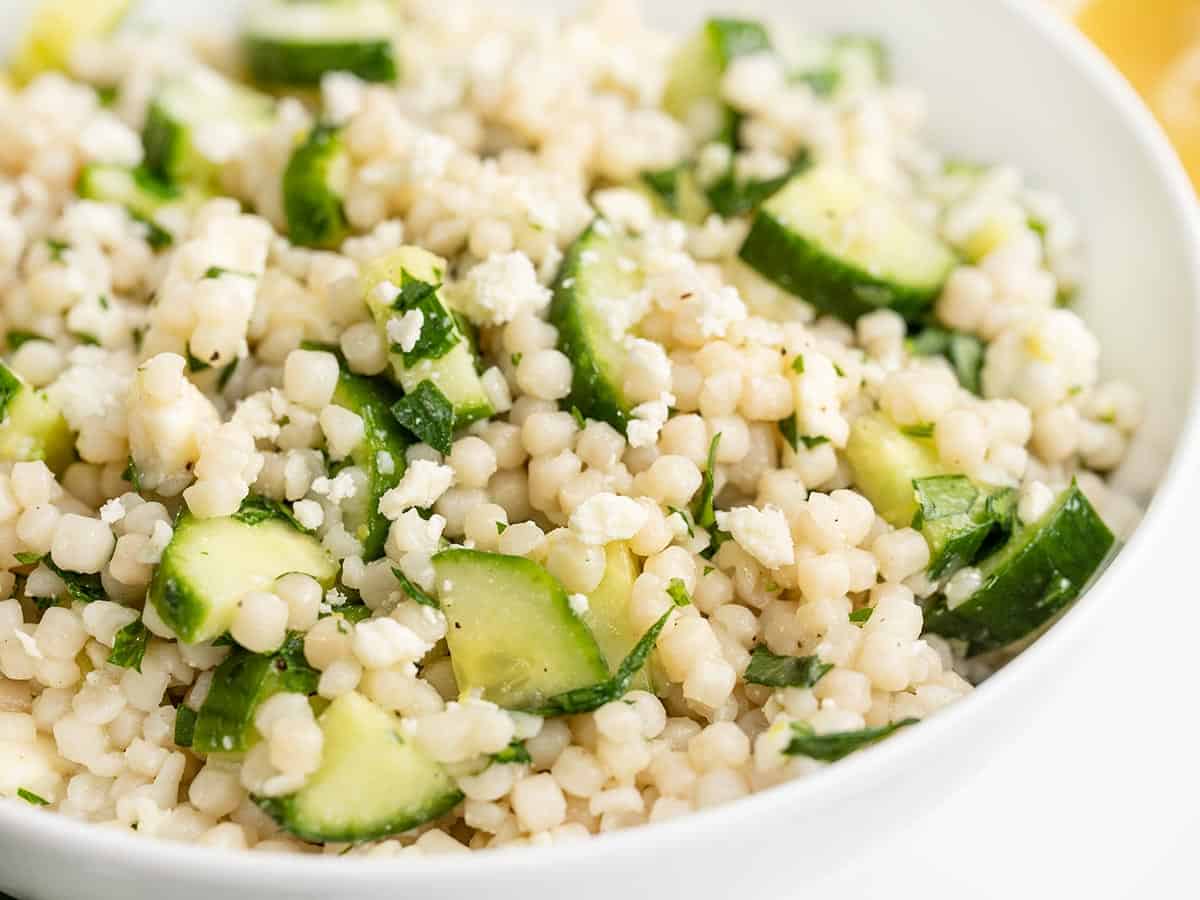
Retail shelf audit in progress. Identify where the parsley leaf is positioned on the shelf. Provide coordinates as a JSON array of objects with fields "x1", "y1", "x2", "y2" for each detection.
[
  {"x1": 46, "y1": 238, "x2": 70, "y2": 262},
  {"x1": 13, "y1": 552, "x2": 42, "y2": 566},
  {"x1": 782, "y1": 718, "x2": 919, "y2": 762},
  {"x1": 388, "y1": 270, "x2": 459, "y2": 366},
  {"x1": 203, "y1": 266, "x2": 255, "y2": 280},
  {"x1": 907, "y1": 327, "x2": 984, "y2": 395},
  {"x1": 666, "y1": 578, "x2": 691, "y2": 607},
  {"x1": 849, "y1": 607, "x2": 873, "y2": 626},
  {"x1": 392, "y1": 567, "x2": 439, "y2": 609},
  {"x1": 108, "y1": 619, "x2": 149, "y2": 672},
  {"x1": 391, "y1": 379, "x2": 455, "y2": 455},
  {"x1": 490, "y1": 741, "x2": 532, "y2": 765},
  {"x1": 6, "y1": 330, "x2": 42, "y2": 351},
  {"x1": 495, "y1": 521, "x2": 508, "y2": 535},
  {"x1": 900, "y1": 422, "x2": 935, "y2": 439},
  {"x1": 274, "y1": 632, "x2": 320, "y2": 695},
  {"x1": 692, "y1": 432, "x2": 722, "y2": 529},
  {"x1": 17, "y1": 788, "x2": 49, "y2": 806},
  {"x1": 122, "y1": 457, "x2": 142, "y2": 491},
  {"x1": 530, "y1": 610, "x2": 671, "y2": 717},
  {"x1": 800, "y1": 434, "x2": 830, "y2": 449},
  {"x1": 43, "y1": 559, "x2": 105, "y2": 604},
  {"x1": 744, "y1": 646, "x2": 832, "y2": 688},
  {"x1": 186, "y1": 351, "x2": 211, "y2": 372},
  {"x1": 791, "y1": 354, "x2": 805, "y2": 374},
  {"x1": 570, "y1": 406, "x2": 586, "y2": 429},
  {"x1": 640, "y1": 164, "x2": 687, "y2": 213},
  {"x1": 231, "y1": 496, "x2": 309, "y2": 532}
]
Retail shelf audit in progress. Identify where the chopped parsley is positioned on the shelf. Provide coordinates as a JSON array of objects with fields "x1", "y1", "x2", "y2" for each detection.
[
  {"x1": 495, "y1": 521, "x2": 508, "y2": 535},
  {"x1": 692, "y1": 432, "x2": 721, "y2": 529},
  {"x1": 849, "y1": 607, "x2": 873, "y2": 626},
  {"x1": 490, "y1": 741, "x2": 532, "y2": 765},
  {"x1": 782, "y1": 718, "x2": 919, "y2": 762},
  {"x1": 122, "y1": 457, "x2": 142, "y2": 491},
  {"x1": 744, "y1": 646, "x2": 832, "y2": 689},
  {"x1": 46, "y1": 238, "x2": 70, "y2": 262},
  {"x1": 43, "y1": 558, "x2": 105, "y2": 604},
  {"x1": 6, "y1": 331, "x2": 42, "y2": 351},
  {"x1": 17, "y1": 788, "x2": 49, "y2": 806},
  {"x1": 173, "y1": 705, "x2": 197, "y2": 749},
  {"x1": 388, "y1": 270, "x2": 459, "y2": 366},
  {"x1": 570, "y1": 406, "x2": 586, "y2": 429},
  {"x1": 391, "y1": 379, "x2": 455, "y2": 454},
  {"x1": 13, "y1": 551, "x2": 42, "y2": 566},
  {"x1": 510, "y1": 352, "x2": 523, "y2": 367},
  {"x1": 900, "y1": 422, "x2": 935, "y2": 439},
  {"x1": 392, "y1": 567, "x2": 439, "y2": 609},
  {"x1": 108, "y1": 618, "x2": 149, "y2": 672},
  {"x1": 203, "y1": 266, "x2": 255, "y2": 280},
  {"x1": 791, "y1": 355, "x2": 805, "y2": 374},
  {"x1": 666, "y1": 578, "x2": 691, "y2": 607},
  {"x1": 906, "y1": 327, "x2": 984, "y2": 395},
  {"x1": 231, "y1": 496, "x2": 310, "y2": 532}
]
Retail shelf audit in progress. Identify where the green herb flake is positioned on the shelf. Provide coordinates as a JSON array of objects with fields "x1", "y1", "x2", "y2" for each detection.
[
  {"x1": 388, "y1": 270, "x2": 459, "y2": 366},
  {"x1": 570, "y1": 406, "x2": 586, "y2": 429},
  {"x1": 799, "y1": 434, "x2": 830, "y2": 449},
  {"x1": 907, "y1": 327, "x2": 984, "y2": 395},
  {"x1": 98, "y1": 295, "x2": 110, "y2": 311},
  {"x1": 791, "y1": 355, "x2": 805, "y2": 374},
  {"x1": 833, "y1": 362, "x2": 846, "y2": 377},
  {"x1": 495, "y1": 521, "x2": 508, "y2": 535},
  {"x1": 17, "y1": 788, "x2": 49, "y2": 806},
  {"x1": 46, "y1": 238, "x2": 70, "y2": 262},
  {"x1": 391, "y1": 379, "x2": 455, "y2": 455},
  {"x1": 782, "y1": 718, "x2": 919, "y2": 762},
  {"x1": 900, "y1": 423, "x2": 934, "y2": 439},
  {"x1": 13, "y1": 551, "x2": 42, "y2": 566},
  {"x1": 392, "y1": 567, "x2": 439, "y2": 609},
  {"x1": 217, "y1": 359, "x2": 239, "y2": 391},
  {"x1": 692, "y1": 432, "x2": 722, "y2": 529},
  {"x1": 849, "y1": 607, "x2": 873, "y2": 626},
  {"x1": 186, "y1": 351, "x2": 211, "y2": 373},
  {"x1": 72, "y1": 332, "x2": 100, "y2": 346},
  {"x1": 122, "y1": 457, "x2": 142, "y2": 491},
  {"x1": 490, "y1": 741, "x2": 532, "y2": 765},
  {"x1": 6, "y1": 330, "x2": 42, "y2": 351},
  {"x1": 744, "y1": 646, "x2": 832, "y2": 689},
  {"x1": 666, "y1": 578, "x2": 691, "y2": 607},
  {"x1": 510, "y1": 352, "x2": 523, "y2": 367},
  {"x1": 173, "y1": 705, "x2": 197, "y2": 749},
  {"x1": 43, "y1": 559, "x2": 105, "y2": 604},
  {"x1": 203, "y1": 266, "x2": 255, "y2": 280},
  {"x1": 108, "y1": 618, "x2": 149, "y2": 672},
  {"x1": 231, "y1": 496, "x2": 308, "y2": 532}
]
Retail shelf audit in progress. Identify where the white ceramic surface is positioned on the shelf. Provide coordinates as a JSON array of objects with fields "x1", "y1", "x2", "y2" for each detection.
[{"x1": 1, "y1": 2, "x2": 1198, "y2": 899}]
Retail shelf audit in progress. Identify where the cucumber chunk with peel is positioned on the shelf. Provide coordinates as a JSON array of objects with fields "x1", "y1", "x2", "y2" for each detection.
[
  {"x1": 580, "y1": 543, "x2": 657, "y2": 693},
  {"x1": 0, "y1": 361, "x2": 74, "y2": 473},
  {"x1": 283, "y1": 125, "x2": 350, "y2": 250}
]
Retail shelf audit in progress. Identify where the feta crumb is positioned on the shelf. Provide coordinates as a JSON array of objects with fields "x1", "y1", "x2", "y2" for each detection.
[
  {"x1": 293, "y1": 499, "x2": 325, "y2": 531},
  {"x1": 568, "y1": 594, "x2": 590, "y2": 616},
  {"x1": 387, "y1": 308, "x2": 425, "y2": 354},
  {"x1": 379, "y1": 460, "x2": 455, "y2": 518},
  {"x1": 376, "y1": 451, "x2": 395, "y2": 476},
  {"x1": 569, "y1": 492, "x2": 648, "y2": 545},
  {"x1": 325, "y1": 588, "x2": 348, "y2": 608},
  {"x1": 311, "y1": 471, "x2": 358, "y2": 505},
  {"x1": 692, "y1": 284, "x2": 748, "y2": 339},
  {"x1": 137, "y1": 520, "x2": 174, "y2": 566},
  {"x1": 461, "y1": 252, "x2": 551, "y2": 327},
  {"x1": 99, "y1": 499, "x2": 126, "y2": 525},
  {"x1": 715, "y1": 505, "x2": 795, "y2": 569},
  {"x1": 320, "y1": 71, "x2": 366, "y2": 125},
  {"x1": 627, "y1": 392, "x2": 674, "y2": 449}
]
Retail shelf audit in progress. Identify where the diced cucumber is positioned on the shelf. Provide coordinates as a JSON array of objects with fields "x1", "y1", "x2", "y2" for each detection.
[
  {"x1": 150, "y1": 506, "x2": 338, "y2": 644},
  {"x1": 432, "y1": 549, "x2": 610, "y2": 711},
  {"x1": 0, "y1": 361, "x2": 74, "y2": 474},
  {"x1": 663, "y1": 18, "x2": 770, "y2": 143},
  {"x1": 76, "y1": 164, "x2": 201, "y2": 249},
  {"x1": 360, "y1": 247, "x2": 493, "y2": 430},
  {"x1": 329, "y1": 369, "x2": 407, "y2": 560},
  {"x1": 923, "y1": 483, "x2": 1115, "y2": 655},
  {"x1": 243, "y1": 0, "x2": 400, "y2": 87},
  {"x1": 844, "y1": 412, "x2": 943, "y2": 528},
  {"x1": 192, "y1": 634, "x2": 318, "y2": 754},
  {"x1": 549, "y1": 220, "x2": 643, "y2": 434},
  {"x1": 906, "y1": 326, "x2": 984, "y2": 395},
  {"x1": 640, "y1": 164, "x2": 712, "y2": 225},
  {"x1": 913, "y1": 476, "x2": 1007, "y2": 580},
  {"x1": 9, "y1": 0, "x2": 131, "y2": 85},
  {"x1": 257, "y1": 692, "x2": 461, "y2": 843},
  {"x1": 739, "y1": 165, "x2": 958, "y2": 323},
  {"x1": 579, "y1": 543, "x2": 656, "y2": 693},
  {"x1": 283, "y1": 125, "x2": 350, "y2": 250},
  {"x1": 142, "y1": 70, "x2": 274, "y2": 186}
]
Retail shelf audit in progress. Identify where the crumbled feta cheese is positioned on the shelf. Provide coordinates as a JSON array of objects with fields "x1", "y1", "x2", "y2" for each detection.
[
  {"x1": 568, "y1": 594, "x2": 590, "y2": 616},
  {"x1": 311, "y1": 471, "x2": 359, "y2": 506},
  {"x1": 715, "y1": 505, "x2": 795, "y2": 569},
  {"x1": 320, "y1": 71, "x2": 366, "y2": 125},
  {"x1": 627, "y1": 392, "x2": 674, "y2": 449},
  {"x1": 293, "y1": 499, "x2": 325, "y2": 531},
  {"x1": 461, "y1": 252, "x2": 551, "y2": 326},
  {"x1": 387, "y1": 308, "x2": 425, "y2": 354},
  {"x1": 137, "y1": 520, "x2": 174, "y2": 566},
  {"x1": 99, "y1": 498, "x2": 126, "y2": 525},
  {"x1": 379, "y1": 460, "x2": 456, "y2": 517},
  {"x1": 692, "y1": 284, "x2": 748, "y2": 339},
  {"x1": 569, "y1": 492, "x2": 648, "y2": 545},
  {"x1": 325, "y1": 588, "x2": 347, "y2": 608}
]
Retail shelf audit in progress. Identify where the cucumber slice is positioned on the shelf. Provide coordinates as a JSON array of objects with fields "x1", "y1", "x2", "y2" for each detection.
[
  {"x1": 257, "y1": 692, "x2": 461, "y2": 843},
  {"x1": 739, "y1": 165, "x2": 958, "y2": 323},
  {"x1": 640, "y1": 164, "x2": 712, "y2": 225},
  {"x1": 923, "y1": 483, "x2": 1115, "y2": 655},
  {"x1": 243, "y1": 0, "x2": 399, "y2": 87},
  {"x1": 150, "y1": 506, "x2": 338, "y2": 644},
  {"x1": 360, "y1": 246, "x2": 493, "y2": 430},
  {"x1": 77, "y1": 164, "x2": 201, "y2": 250},
  {"x1": 142, "y1": 71, "x2": 274, "y2": 186},
  {"x1": 579, "y1": 543, "x2": 656, "y2": 693},
  {"x1": 192, "y1": 634, "x2": 318, "y2": 754},
  {"x1": 663, "y1": 18, "x2": 770, "y2": 142},
  {"x1": 0, "y1": 361, "x2": 74, "y2": 474},
  {"x1": 844, "y1": 412, "x2": 943, "y2": 528},
  {"x1": 8, "y1": 0, "x2": 131, "y2": 85},
  {"x1": 283, "y1": 125, "x2": 350, "y2": 250},
  {"x1": 549, "y1": 220, "x2": 643, "y2": 434},
  {"x1": 432, "y1": 549, "x2": 610, "y2": 711},
  {"x1": 912, "y1": 476, "x2": 1004, "y2": 580},
  {"x1": 330, "y1": 369, "x2": 407, "y2": 560}
]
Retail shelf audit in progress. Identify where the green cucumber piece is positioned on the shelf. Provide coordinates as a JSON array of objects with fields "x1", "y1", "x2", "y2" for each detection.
[
  {"x1": 663, "y1": 18, "x2": 770, "y2": 142},
  {"x1": 432, "y1": 549, "x2": 609, "y2": 711},
  {"x1": 0, "y1": 361, "x2": 74, "y2": 473},
  {"x1": 549, "y1": 220, "x2": 643, "y2": 434},
  {"x1": 192, "y1": 633, "x2": 318, "y2": 754},
  {"x1": 283, "y1": 125, "x2": 350, "y2": 250},
  {"x1": 150, "y1": 506, "x2": 337, "y2": 644},
  {"x1": 76, "y1": 164, "x2": 201, "y2": 249},
  {"x1": 142, "y1": 70, "x2": 274, "y2": 185},
  {"x1": 330, "y1": 369, "x2": 407, "y2": 560},
  {"x1": 257, "y1": 692, "x2": 461, "y2": 843},
  {"x1": 845, "y1": 412, "x2": 943, "y2": 528},
  {"x1": 912, "y1": 476, "x2": 998, "y2": 580},
  {"x1": 739, "y1": 165, "x2": 957, "y2": 323},
  {"x1": 579, "y1": 543, "x2": 656, "y2": 693},
  {"x1": 640, "y1": 164, "x2": 712, "y2": 224},
  {"x1": 243, "y1": 0, "x2": 399, "y2": 86},
  {"x1": 360, "y1": 247, "x2": 493, "y2": 430},
  {"x1": 923, "y1": 483, "x2": 1115, "y2": 655}
]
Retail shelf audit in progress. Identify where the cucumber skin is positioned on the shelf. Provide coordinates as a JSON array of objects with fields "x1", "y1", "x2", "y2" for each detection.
[
  {"x1": 245, "y1": 38, "x2": 398, "y2": 87},
  {"x1": 0, "y1": 362, "x2": 74, "y2": 474},
  {"x1": 923, "y1": 483, "x2": 1115, "y2": 655},
  {"x1": 332, "y1": 371, "x2": 407, "y2": 560},
  {"x1": 283, "y1": 126, "x2": 349, "y2": 250},
  {"x1": 549, "y1": 222, "x2": 635, "y2": 435},
  {"x1": 191, "y1": 651, "x2": 276, "y2": 754},
  {"x1": 739, "y1": 209, "x2": 941, "y2": 323},
  {"x1": 142, "y1": 101, "x2": 205, "y2": 186}
]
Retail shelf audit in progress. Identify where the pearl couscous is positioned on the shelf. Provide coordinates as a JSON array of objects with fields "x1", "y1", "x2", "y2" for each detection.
[{"x1": 0, "y1": 0, "x2": 1141, "y2": 857}]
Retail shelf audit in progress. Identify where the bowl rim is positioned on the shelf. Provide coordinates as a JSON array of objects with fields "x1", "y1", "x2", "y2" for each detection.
[{"x1": 3, "y1": 0, "x2": 1200, "y2": 886}]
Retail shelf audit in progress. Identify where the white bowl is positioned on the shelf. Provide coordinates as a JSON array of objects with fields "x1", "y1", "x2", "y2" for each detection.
[{"x1": 2, "y1": 1, "x2": 1198, "y2": 898}]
